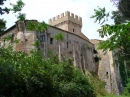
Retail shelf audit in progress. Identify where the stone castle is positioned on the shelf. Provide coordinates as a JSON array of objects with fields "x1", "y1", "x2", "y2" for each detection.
[{"x1": 0, "y1": 11, "x2": 121, "y2": 95}]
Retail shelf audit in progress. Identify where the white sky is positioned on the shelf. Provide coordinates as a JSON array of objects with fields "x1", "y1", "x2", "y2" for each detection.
[{"x1": 2, "y1": 0, "x2": 117, "y2": 39}]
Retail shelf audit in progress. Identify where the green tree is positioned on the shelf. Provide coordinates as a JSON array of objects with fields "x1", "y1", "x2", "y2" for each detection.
[
  {"x1": 118, "y1": 0, "x2": 130, "y2": 19},
  {"x1": 54, "y1": 32, "x2": 64, "y2": 62},
  {"x1": 27, "y1": 21, "x2": 49, "y2": 57},
  {"x1": 91, "y1": 0, "x2": 130, "y2": 88},
  {"x1": 0, "y1": 19, "x2": 6, "y2": 33},
  {"x1": 0, "y1": 0, "x2": 10, "y2": 15},
  {"x1": 0, "y1": 45, "x2": 96, "y2": 97},
  {"x1": 0, "y1": 0, "x2": 26, "y2": 33},
  {"x1": 111, "y1": 0, "x2": 130, "y2": 24}
]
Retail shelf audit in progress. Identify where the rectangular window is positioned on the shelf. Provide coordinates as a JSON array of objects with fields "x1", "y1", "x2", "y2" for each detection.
[
  {"x1": 50, "y1": 38, "x2": 53, "y2": 44},
  {"x1": 67, "y1": 42, "x2": 69, "y2": 48},
  {"x1": 73, "y1": 28, "x2": 74, "y2": 32},
  {"x1": 42, "y1": 35, "x2": 46, "y2": 42}
]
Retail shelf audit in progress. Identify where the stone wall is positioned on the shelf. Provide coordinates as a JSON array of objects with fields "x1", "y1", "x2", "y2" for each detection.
[
  {"x1": 91, "y1": 39, "x2": 120, "y2": 95},
  {"x1": 46, "y1": 26, "x2": 95, "y2": 72},
  {"x1": 0, "y1": 22, "x2": 35, "y2": 53},
  {"x1": 0, "y1": 26, "x2": 18, "y2": 49},
  {"x1": 0, "y1": 21, "x2": 96, "y2": 73}
]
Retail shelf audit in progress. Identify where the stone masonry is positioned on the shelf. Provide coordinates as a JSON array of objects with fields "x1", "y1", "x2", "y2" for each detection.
[{"x1": 91, "y1": 39, "x2": 121, "y2": 95}]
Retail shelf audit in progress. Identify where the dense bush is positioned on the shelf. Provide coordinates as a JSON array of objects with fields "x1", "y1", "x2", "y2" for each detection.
[
  {"x1": 123, "y1": 79, "x2": 130, "y2": 96},
  {"x1": 0, "y1": 47, "x2": 96, "y2": 97}
]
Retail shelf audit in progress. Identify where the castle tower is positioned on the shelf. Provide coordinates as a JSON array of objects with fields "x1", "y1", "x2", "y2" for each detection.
[{"x1": 48, "y1": 11, "x2": 82, "y2": 34}]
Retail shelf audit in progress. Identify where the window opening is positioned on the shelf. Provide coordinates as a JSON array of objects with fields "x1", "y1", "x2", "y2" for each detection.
[
  {"x1": 73, "y1": 28, "x2": 74, "y2": 32},
  {"x1": 50, "y1": 38, "x2": 53, "y2": 44},
  {"x1": 67, "y1": 42, "x2": 69, "y2": 48},
  {"x1": 11, "y1": 33, "x2": 14, "y2": 42},
  {"x1": 42, "y1": 35, "x2": 46, "y2": 42}
]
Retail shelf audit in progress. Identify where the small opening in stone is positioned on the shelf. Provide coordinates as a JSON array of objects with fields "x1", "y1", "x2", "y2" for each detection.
[
  {"x1": 106, "y1": 72, "x2": 108, "y2": 75},
  {"x1": 73, "y1": 28, "x2": 74, "y2": 32},
  {"x1": 50, "y1": 38, "x2": 53, "y2": 44},
  {"x1": 67, "y1": 42, "x2": 69, "y2": 48}
]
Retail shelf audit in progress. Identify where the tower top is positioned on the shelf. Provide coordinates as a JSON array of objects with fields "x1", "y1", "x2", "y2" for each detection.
[{"x1": 48, "y1": 11, "x2": 82, "y2": 26}]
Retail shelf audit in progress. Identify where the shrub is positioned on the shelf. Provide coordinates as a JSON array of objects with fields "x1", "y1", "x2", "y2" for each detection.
[
  {"x1": 123, "y1": 78, "x2": 130, "y2": 96},
  {"x1": 0, "y1": 47, "x2": 96, "y2": 97}
]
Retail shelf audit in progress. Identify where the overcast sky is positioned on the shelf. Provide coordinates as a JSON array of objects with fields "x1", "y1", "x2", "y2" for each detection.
[{"x1": 2, "y1": 0, "x2": 117, "y2": 39}]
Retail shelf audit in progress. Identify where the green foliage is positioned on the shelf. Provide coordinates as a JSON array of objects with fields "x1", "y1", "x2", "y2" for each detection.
[
  {"x1": 27, "y1": 21, "x2": 49, "y2": 32},
  {"x1": 0, "y1": 48, "x2": 53, "y2": 97},
  {"x1": 33, "y1": 40, "x2": 41, "y2": 47},
  {"x1": 98, "y1": 94, "x2": 128, "y2": 97},
  {"x1": 105, "y1": 0, "x2": 130, "y2": 24},
  {"x1": 13, "y1": 38, "x2": 20, "y2": 43},
  {"x1": 0, "y1": 47, "x2": 96, "y2": 97},
  {"x1": 11, "y1": 0, "x2": 25, "y2": 13},
  {"x1": 2, "y1": 7, "x2": 10, "y2": 14},
  {"x1": 96, "y1": 21, "x2": 130, "y2": 80},
  {"x1": 86, "y1": 71, "x2": 108, "y2": 96},
  {"x1": 16, "y1": 13, "x2": 26, "y2": 21},
  {"x1": 91, "y1": 1, "x2": 130, "y2": 63},
  {"x1": 0, "y1": 0, "x2": 26, "y2": 33},
  {"x1": 119, "y1": 59, "x2": 128, "y2": 87},
  {"x1": 123, "y1": 79, "x2": 130, "y2": 96},
  {"x1": 90, "y1": 7, "x2": 109, "y2": 24},
  {"x1": 118, "y1": 0, "x2": 130, "y2": 19},
  {"x1": 0, "y1": 19, "x2": 6, "y2": 33},
  {"x1": 91, "y1": 0, "x2": 130, "y2": 93},
  {"x1": 11, "y1": 0, "x2": 26, "y2": 21},
  {"x1": 111, "y1": 11, "x2": 126, "y2": 24},
  {"x1": 50, "y1": 61, "x2": 95, "y2": 97},
  {"x1": 2, "y1": 34, "x2": 14, "y2": 41},
  {"x1": 0, "y1": 0, "x2": 10, "y2": 15},
  {"x1": 54, "y1": 32, "x2": 64, "y2": 41}
]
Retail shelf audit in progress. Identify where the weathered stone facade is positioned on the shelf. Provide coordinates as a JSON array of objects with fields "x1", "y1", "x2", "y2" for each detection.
[
  {"x1": 0, "y1": 12, "x2": 96, "y2": 73},
  {"x1": 91, "y1": 39, "x2": 121, "y2": 95},
  {"x1": 47, "y1": 26, "x2": 95, "y2": 72}
]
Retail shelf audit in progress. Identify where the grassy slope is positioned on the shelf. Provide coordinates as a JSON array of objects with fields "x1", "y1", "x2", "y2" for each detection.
[
  {"x1": 85, "y1": 71, "x2": 129, "y2": 97},
  {"x1": 85, "y1": 71, "x2": 108, "y2": 97},
  {"x1": 100, "y1": 95, "x2": 128, "y2": 97}
]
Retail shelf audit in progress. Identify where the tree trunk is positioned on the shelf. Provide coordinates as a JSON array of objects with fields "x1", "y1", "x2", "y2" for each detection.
[
  {"x1": 43, "y1": 41, "x2": 46, "y2": 57},
  {"x1": 41, "y1": 30, "x2": 48, "y2": 58},
  {"x1": 45, "y1": 30, "x2": 47, "y2": 58},
  {"x1": 73, "y1": 43, "x2": 76, "y2": 67},
  {"x1": 59, "y1": 43, "x2": 61, "y2": 62},
  {"x1": 124, "y1": 60, "x2": 128, "y2": 80}
]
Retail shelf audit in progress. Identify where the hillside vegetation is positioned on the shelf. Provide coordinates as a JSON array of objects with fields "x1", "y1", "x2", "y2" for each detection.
[{"x1": 0, "y1": 46, "x2": 96, "y2": 97}]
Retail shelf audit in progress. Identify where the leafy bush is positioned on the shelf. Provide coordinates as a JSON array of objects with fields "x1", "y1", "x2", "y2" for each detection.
[
  {"x1": 0, "y1": 47, "x2": 96, "y2": 97},
  {"x1": 123, "y1": 79, "x2": 130, "y2": 96}
]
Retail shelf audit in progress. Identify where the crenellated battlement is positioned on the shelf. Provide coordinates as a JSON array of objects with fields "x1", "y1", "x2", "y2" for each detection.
[
  {"x1": 48, "y1": 11, "x2": 82, "y2": 26},
  {"x1": 48, "y1": 11, "x2": 82, "y2": 34}
]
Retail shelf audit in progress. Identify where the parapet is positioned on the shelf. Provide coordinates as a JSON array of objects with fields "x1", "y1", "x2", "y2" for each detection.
[{"x1": 48, "y1": 11, "x2": 82, "y2": 26}]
